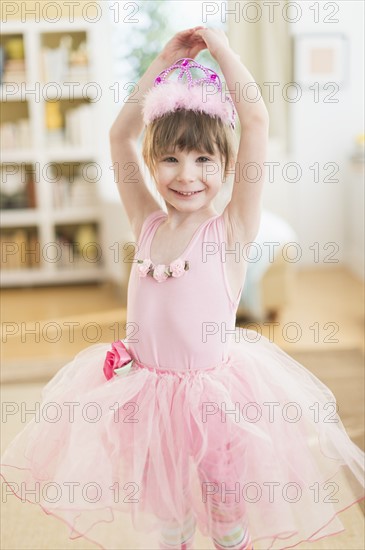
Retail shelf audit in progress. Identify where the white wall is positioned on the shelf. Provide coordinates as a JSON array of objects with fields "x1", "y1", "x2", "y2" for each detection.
[{"x1": 282, "y1": 0, "x2": 364, "y2": 276}]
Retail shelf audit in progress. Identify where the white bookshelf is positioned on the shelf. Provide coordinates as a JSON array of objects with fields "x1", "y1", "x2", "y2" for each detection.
[{"x1": 0, "y1": 18, "x2": 108, "y2": 286}]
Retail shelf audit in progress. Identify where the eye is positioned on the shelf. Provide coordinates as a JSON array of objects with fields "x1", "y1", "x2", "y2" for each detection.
[
  {"x1": 197, "y1": 156, "x2": 211, "y2": 162},
  {"x1": 162, "y1": 157, "x2": 177, "y2": 162}
]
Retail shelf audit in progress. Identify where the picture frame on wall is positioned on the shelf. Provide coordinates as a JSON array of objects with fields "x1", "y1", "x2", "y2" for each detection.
[{"x1": 294, "y1": 33, "x2": 348, "y2": 89}]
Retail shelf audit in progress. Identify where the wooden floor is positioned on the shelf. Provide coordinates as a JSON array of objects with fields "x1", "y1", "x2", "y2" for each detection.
[{"x1": 1, "y1": 267, "x2": 364, "y2": 549}]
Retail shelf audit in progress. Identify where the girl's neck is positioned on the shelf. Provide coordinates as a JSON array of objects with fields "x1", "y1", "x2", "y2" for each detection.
[{"x1": 163, "y1": 205, "x2": 219, "y2": 229}]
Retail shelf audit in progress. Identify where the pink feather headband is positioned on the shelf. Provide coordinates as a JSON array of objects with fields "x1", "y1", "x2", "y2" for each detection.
[{"x1": 142, "y1": 58, "x2": 236, "y2": 129}]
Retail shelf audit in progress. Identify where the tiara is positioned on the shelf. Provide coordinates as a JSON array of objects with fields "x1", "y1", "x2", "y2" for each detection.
[{"x1": 142, "y1": 58, "x2": 236, "y2": 129}]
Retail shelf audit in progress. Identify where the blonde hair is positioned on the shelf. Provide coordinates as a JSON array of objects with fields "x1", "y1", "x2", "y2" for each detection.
[{"x1": 142, "y1": 110, "x2": 238, "y2": 182}]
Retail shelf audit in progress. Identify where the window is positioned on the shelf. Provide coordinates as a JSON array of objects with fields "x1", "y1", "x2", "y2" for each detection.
[{"x1": 107, "y1": 0, "x2": 226, "y2": 82}]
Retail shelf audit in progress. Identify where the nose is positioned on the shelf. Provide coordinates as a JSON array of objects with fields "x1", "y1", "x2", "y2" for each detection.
[{"x1": 176, "y1": 163, "x2": 196, "y2": 183}]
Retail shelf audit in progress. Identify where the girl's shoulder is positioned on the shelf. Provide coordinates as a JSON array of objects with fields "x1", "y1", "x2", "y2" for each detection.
[{"x1": 134, "y1": 208, "x2": 166, "y2": 244}]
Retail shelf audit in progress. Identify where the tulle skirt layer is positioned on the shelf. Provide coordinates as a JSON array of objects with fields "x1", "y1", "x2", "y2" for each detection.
[{"x1": 1, "y1": 329, "x2": 364, "y2": 550}]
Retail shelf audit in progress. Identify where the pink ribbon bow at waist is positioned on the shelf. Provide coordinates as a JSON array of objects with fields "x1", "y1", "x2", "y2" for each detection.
[{"x1": 103, "y1": 340, "x2": 134, "y2": 380}]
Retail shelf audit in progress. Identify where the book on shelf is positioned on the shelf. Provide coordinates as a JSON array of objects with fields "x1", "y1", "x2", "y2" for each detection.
[
  {"x1": 55, "y1": 237, "x2": 99, "y2": 270},
  {"x1": 44, "y1": 101, "x2": 65, "y2": 146},
  {"x1": 0, "y1": 46, "x2": 4, "y2": 84},
  {"x1": 53, "y1": 177, "x2": 70, "y2": 209},
  {"x1": 45, "y1": 102, "x2": 94, "y2": 148},
  {"x1": 42, "y1": 36, "x2": 89, "y2": 84},
  {"x1": 1, "y1": 59, "x2": 27, "y2": 84},
  {"x1": 0, "y1": 228, "x2": 40, "y2": 270},
  {"x1": 0, "y1": 38, "x2": 26, "y2": 85},
  {"x1": 67, "y1": 65, "x2": 90, "y2": 81},
  {"x1": 0, "y1": 119, "x2": 31, "y2": 149},
  {"x1": 53, "y1": 175, "x2": 99, "y2": 209},
  {"x1": 64, "y1": 103, "x2": 94, "y2": 147},
  {"x1": 0, "y1": 165, "x2": 36, "y2": 209},
  {"x1": 42, "y1": 44, "x2": 68, "y2": 83},
  {"x1": 26, "y1": 175, "x2": 36, "y2": 208},
  {"x1": 55, "y1": 224, "x2": 100, "y2": 270}
]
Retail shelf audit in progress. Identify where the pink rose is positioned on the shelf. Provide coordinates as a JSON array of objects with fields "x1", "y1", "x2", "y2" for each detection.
[
  {"x1": 169, "y1": 258, "x2": 185, "y2": 278},
  {"x1": 153, "y1": 264, "x2": 169, "y2": 283},
  {"x1": 138, "y1": 259, "x2": 152, "y2": 277},
  {"x1": 103, "y1": 340, "x2": 133, "y2": 380}
]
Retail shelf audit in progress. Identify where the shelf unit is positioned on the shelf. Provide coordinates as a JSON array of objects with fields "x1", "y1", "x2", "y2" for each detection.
[{"x1": 0, "y1": 19, "x2": 107, "y2": 286}]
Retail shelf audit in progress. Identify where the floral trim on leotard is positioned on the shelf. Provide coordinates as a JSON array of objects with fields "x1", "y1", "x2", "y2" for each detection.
[{"x1": 137, "y1": 258, "x2": 189, "y2": 283}]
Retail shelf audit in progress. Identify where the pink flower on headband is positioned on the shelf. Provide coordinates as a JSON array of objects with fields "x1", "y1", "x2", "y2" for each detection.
[{"x1": 142, "y1": 58, "x2": 236, "y2": 129}]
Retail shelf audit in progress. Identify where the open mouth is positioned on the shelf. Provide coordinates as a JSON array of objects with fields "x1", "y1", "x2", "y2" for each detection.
[{"x1": 172, "y1": 189, "x2": 204, "y2": 197}]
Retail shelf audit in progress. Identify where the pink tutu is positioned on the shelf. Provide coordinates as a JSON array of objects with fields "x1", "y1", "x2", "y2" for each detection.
[{"x1": 1, "y1": 330, "x2": 364, "y2": 550}]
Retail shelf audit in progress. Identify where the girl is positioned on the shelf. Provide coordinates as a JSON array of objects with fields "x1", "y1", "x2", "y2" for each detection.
[{"x1": 1, "y1": 27, "x2": 364, "y2": 550}]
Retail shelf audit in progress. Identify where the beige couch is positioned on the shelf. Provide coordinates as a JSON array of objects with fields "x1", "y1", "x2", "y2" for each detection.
[{"x1": 236, "y1": 250, "x2": 296, "y2": 322}]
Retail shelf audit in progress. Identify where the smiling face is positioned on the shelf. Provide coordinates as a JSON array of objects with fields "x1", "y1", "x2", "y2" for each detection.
[
  {"x1": 154, "y1": 147, "x2": 224, "y2": 212},
  {"x1": 142, "y1": 110, "x2": 238, "y2": 209}
]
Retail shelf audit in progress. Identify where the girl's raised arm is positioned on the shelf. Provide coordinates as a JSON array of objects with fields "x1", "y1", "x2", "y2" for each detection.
[
  {"x1": 109, "y1": 28, "x2": 206, "y2": 240},
  {"x1": 109, "y1": 55, "x2": 168, "y2": 240},
  {"x1": 195, "y1": 29, "x2": 270, "y2": 244}
]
